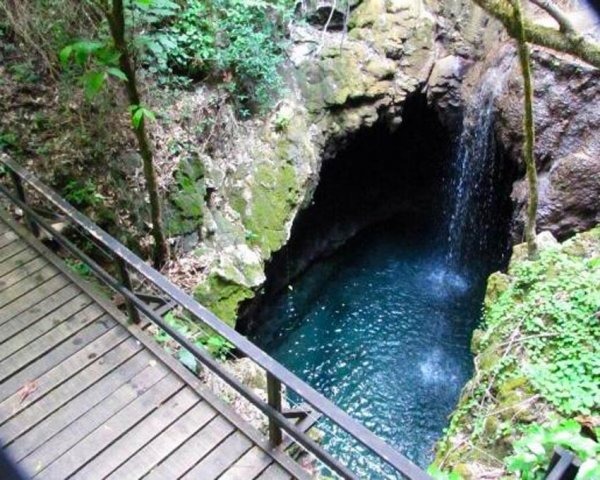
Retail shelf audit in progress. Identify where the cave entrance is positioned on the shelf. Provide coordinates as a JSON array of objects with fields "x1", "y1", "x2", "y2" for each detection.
[
  {"x1": 240, "y1": 93, "x2": 453, "y2": 329},
  {"x1": 243, "y1": 92, "x2": 515, "y2": 473}
]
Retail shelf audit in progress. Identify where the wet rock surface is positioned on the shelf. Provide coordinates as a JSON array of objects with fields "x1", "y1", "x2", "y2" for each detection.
[{"x1": 495, "y1": 50, "x2": 600, "y2": 241}]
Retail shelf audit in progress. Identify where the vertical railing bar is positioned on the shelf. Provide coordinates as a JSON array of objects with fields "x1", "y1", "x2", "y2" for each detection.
[
  {"x1": 544, "y1": 447, "x2": 580, "y2": 480},
  {"x1": 267, "y1": 372, "x2": 283, "y2": 447},
  {"x1": 116, "y1": 257, "x2": 141, "y2": 324},
  {"x1": 9, "y1": 170, "x2": 39, "y2": 236}
]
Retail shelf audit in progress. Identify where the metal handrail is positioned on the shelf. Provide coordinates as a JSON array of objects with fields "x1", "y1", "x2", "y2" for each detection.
[{"x1": 0, "y1": 156, "x2": 431, "y2": 480}]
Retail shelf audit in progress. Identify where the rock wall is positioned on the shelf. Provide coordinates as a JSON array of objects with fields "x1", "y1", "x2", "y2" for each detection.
[
  {"x1": 495, "y1": 50, "x2": 600, "y2": 241},
  {"x1": 185, "y1": 0, "x2": 480, "y2": 325},
  {"x1": 173, "y1": 0, "x2": 600, "y2": 328}
]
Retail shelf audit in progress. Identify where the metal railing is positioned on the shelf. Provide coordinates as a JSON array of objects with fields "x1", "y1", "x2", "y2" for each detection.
[{"x1": 0, "y1": 157, "x2": 431, "y2": 480}]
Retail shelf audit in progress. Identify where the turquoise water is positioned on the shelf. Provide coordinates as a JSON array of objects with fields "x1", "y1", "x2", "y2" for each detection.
[{"x1": 252, "y1": 222, "x2": 488, "y2": 476}]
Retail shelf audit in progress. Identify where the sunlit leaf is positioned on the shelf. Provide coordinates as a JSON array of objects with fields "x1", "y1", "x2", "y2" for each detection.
[{"x1": 107, "y1": 67, "x2": 128, "y2": 81}]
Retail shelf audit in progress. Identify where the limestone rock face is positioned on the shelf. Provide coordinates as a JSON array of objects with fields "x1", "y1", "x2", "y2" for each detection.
[
  {"x1": 182, "y1": 0, "x2": 484, "y2": 324},
  {"x1": 495, "y1": 50, "x2": 600, "y2": 240},
  {"x1": 171, "y1": 0, "x2": 600, "y2": 326}
]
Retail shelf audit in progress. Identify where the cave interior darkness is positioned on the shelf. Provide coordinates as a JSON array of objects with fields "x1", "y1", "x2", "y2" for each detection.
[{"x1": 239, "y1": 93, "x2": 515, "y2": 333}]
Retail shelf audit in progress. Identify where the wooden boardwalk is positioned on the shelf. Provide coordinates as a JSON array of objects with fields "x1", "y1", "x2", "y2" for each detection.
[{"x1": 0, "y1": 214, "x2": 306, "y2": 480}]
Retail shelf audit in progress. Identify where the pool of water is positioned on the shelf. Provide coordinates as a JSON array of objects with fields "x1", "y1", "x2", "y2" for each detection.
[{"x1": 252, "y1": 222, "x2": 488, "y2": 476}]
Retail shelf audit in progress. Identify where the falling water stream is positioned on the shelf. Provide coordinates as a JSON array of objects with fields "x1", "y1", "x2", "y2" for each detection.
[{"x1": 252, "y1": 56, "x2": 514, "y2": 477}]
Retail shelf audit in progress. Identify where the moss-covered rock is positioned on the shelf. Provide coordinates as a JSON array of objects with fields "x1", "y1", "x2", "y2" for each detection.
[
  {"x1": 166, "y1": 156, "x2": 206, "y2": 236},
  {"x1": 195, "y1": 273, "x2": 254, "y2": 327},
  {"x1": 241, "y1": 162, "x2": 302, "y2": 256},
  {"x1": 433, "y1": 227, "x2": 600, "y2": 478}
]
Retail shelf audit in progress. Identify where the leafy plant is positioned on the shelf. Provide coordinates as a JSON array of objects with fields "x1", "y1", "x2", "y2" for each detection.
[
  {"x1": 65, "y1": 258, "x2": 93, "y2": 278},
  {"x1": 427, "y1": 465, "x2": 462, "y2": 480},
  {"x1": 154, "y1": 311, "x2": 234, "y2": 369},
  {"x1": 63, "y1": 180, "x2": 105, "y2": 208},
  {"x1": 0, "y1": 131, "x2": 19, "y2": 151},
  {"x1": 506, "y1": 420, "x2": 600, "y2": 480},
  {"x1": 129, "y1": 104, "x2": 156, "y2": 128},
  {"x1": 140, "y1": 0, "x2": 293, "y2": 112},
  {"x1": 273, "y1": 110, "x2": 291, "y2": 132},
  {"x1": 59, "y1": 40, "x2": 126, "y2": 99}
]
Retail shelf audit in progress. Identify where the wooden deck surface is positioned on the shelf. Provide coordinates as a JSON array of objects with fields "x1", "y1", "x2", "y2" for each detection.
[{"x1": 0, "y1": 215, "x2": 305, "y2": 480}]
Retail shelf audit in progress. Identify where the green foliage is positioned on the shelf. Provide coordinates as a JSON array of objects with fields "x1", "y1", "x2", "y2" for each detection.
[
  {"x1": 154, "y1": 311, "x2": 234, "y2": 369},
  {"x1": 506, "y1": 420, "x2": 600, "y2": 480},
  {"x1": 63, "y1": 180, "x2": 105, "y2": 208},
  {"x1": 434, "y1": 230, "x2": 600, "y2": 475},
  {"x1": 140, "y1": 0, "x2": 293, "y2": 112},
  {"x1": 59, "y1": 40, "x2": 126, "y2": 99},
  {"x1": 485, "y1": 248, "x2": 600, "y2": 416},
  {"x1": 273, "y1": 110, "x2": 291, "y2": 132},
  {"x1": 0, "y1": 131, "x2": 19, "y2": 152},
  {"x1": 427, "y1": 465, "x2": 462, "y2": 480},
  {"x1": 8, "y1": 62, "x2": 40, "y2": 83},
  {"x1": 129, "y1": 104, "x2": 156, "y2": 128},
  {"x1": 65, "y1": 258, "x2": 93, "y2": 278}
]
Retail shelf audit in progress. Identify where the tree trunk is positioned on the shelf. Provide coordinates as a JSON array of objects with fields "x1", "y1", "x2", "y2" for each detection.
[
  {"x1": 105, "y1": 0, "x2": 169, "y2": 268},
  {"x1": 512, "y1": 0, "x2": 538, "y2": 258}
]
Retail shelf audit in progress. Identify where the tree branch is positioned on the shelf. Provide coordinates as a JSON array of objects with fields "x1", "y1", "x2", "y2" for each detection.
[
  {"x1": 473, "y1": 0, "x2": 600, "y2": 69},
  {"x1": 528, "y1": 0, "x2": 576, "y2": 34}
]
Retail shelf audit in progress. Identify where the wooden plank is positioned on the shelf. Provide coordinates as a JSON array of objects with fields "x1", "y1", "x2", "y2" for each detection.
[
  {"x1": 181, "y1": 431, "x2": 253, "y2": 480},
  {"x1": 0, "y1": 325, "x2": 129, "y2": 423},
  {"x1": 0, "y1": 320, "x2": 113, "y2": 403},
  {"x1": 0, "y1": 247, "x2": 38, "y2": 278},
  {"x1": 0, "y1": 284, "x2": 81, "y2": 343},
  {"x1": 0, "y1": 240, "x2": 29, "y2": 264},
  {"x1": 144, "y1": 416, "x2": 236, "y2": 480},
  {"x1": 0, "y1": 230, "x2": 19, "y2": 249},
  {"x1": 0, "y1": 306, "x2": 108, "y2": 383},
  {"x1": 0, "y1": 214, "x2": 308, "y2": 480},
  {"x1": 105, "y1": 400, "x2": 218, "y2": 480},
  {"x1": 81, "y1": 295, "x2": 310, "y2": 480},
  {"x1": 15, "y1": 357, "x2": 168, "y2": 471},
  {"x1": 33, "y1": 374, "x2": 183, "y2": 479},
  {"x1": 0, "y1": 336, "x2": 142, "y2": 443},
  {"x1": 0, "y1": 275, "x2": 70, "y2": 327},
  {"x1": 255, "y1": 463, "x2": 294, "y2": 480},
  {"x1": 219, "y1": 446, "x2": 275, "y2": 480},
  {"x1": 0, "y1": 256, "x2": 48, "y2": 291},
  {"x1": 70, "y1": 388, "x2": 201, "y2": 479},
  {"x1": 0, "y1": 293, "x2": 92, "y2": 360},
  {"x1": 0, "y1": 264, "x2": 60, "y2": 309}
]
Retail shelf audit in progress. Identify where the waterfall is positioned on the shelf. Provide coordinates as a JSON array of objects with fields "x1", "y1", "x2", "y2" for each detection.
[{"x1": 444, "y1": 53, "x2": 514, "y2": 276}]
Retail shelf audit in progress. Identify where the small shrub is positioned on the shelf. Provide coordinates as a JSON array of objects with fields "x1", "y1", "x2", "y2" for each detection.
[
  {"x1": 141, "y1": 0, "x2": 294, "y2": 113},
  {"x1": 506, "y1": 420, "x2": 600, "y2": 480},
  {"x1": 63, "y1": 180, "x2": 104, "y2": 208}
]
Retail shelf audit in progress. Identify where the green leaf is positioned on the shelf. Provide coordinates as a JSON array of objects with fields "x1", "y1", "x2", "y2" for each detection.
[
  {"x1": 130, "y1": 105, "x2": 156, "y2": 128},
  {"x1": 73, "y1": 40, "x2": 104, "y2": 65},
  {"x1": 528, "y1": 441, "x2": 546, "y2": 456},
  {"x1": 82, "y1": 71, "x2": 107, "y2": 99},
  {"x1": 59, "y1": 45, "x2": 73, "y2": 66},
  {"x1": 107, "y1": 67, "x2": 128, "y2": 81},
  {"x1": 178, "y1": 349, "x2": 197, "y2": 372}
]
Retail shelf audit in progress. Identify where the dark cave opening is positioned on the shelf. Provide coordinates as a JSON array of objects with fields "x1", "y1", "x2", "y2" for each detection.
[{"x1": 239, "y1": 93, "x2": 457, "y2": 333}]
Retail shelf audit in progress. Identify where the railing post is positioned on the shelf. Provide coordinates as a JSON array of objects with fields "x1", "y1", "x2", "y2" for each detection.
[
  {"x1": 9, "y1": 170, "x2": 39, "y2": 236},
  {"x1": 116, "y1": 258, "x2": 141, "y2": 325},
  {"x1": 544, "y1": 447, "x2": 580, "y2": 480},
  {"x1": 267, "y1": 372, "x2": 283, "y2": 447}
]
